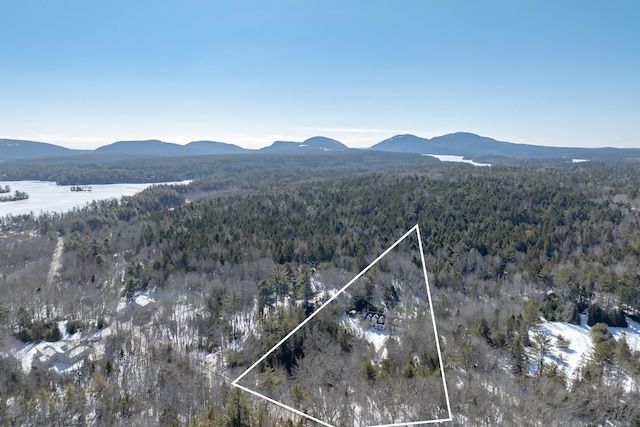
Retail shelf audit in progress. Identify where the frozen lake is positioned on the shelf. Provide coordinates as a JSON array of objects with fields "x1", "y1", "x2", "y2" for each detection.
[
  {"x1": 0, "y1": 180, "x2": 190, "y2": 218},
  {"x1": 422, "y1": 154, "x2": 491, "y2": 167}
]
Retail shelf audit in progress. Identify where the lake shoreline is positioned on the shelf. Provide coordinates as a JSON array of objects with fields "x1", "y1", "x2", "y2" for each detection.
[{"x1": 0, "y1": 180, "x2": 190, "y2": 218}]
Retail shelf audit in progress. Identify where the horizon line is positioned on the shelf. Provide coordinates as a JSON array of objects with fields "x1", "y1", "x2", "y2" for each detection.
[{"x1": 2, "y1": 132, "x2": 639, "y2": 152}]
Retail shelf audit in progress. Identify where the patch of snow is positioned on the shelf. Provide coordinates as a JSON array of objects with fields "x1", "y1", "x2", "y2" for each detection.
[
  {"x1": 14, "y1": 343, "x2": 38, "y2": 372},
  {"x1": 572, "y1": 159, "x2": 589, "y2": 163},
  {"x1": 533, "y1": 315, "x2": 592, "y2": 379},
  {"x1": 67, "y1": 330, "x2": 82, "y2": 341},
  {"x1": 379, "y1": 346, "x2": 388, "y2": 361},
  {"x1": 609, "y1": 318, "x2": 640, "y2": 352},
  {"x1": 309, "y1": 276, "x2": 346, "y2": 306},
  {"x1": 310, "y1": 276, "x2": 323, "y2": 293},
  {"x1": 92, "y1": 341, "x2": 106, "y2": 361},
  {"x1": 116, "y1": 300, "x2": 127, "y2": 312},
  {"x1": 340, "y1": 316, "x2": 389, "y2": 355},
  {"x1": 59, "y1": 320, "x2": 68, "y2": 336},
  {"x1": 530, "y1": 314, "x2": 640, "y2": 384},
  {"x1": 134, "y1": 294, "x2": 155, "y2": 307},
  {"x1": 87, "y1": 327, "x2": 112, "y2": 343}
]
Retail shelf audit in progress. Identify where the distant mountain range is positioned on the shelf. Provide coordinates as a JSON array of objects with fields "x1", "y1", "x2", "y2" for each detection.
[
  {"x1": 0, "y1": 139, "x2": 91, "y2": 160},
  {"x1": 370, "y1": 133, "x2": 640, "y2": 160},
  {"x1": 2, "y1": 133, "x2": 639, "y2": 162},
  {"x1": 259, "y1": 136, "x2": 348, "y2": 153},
  {"x1": 94, "y1": 140, "x2": 248, "y2": 156}
]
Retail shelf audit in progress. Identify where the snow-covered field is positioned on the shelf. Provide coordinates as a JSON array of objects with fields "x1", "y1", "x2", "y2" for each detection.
[
  {"x1": 0, "y1": 180, "x2": 191, "y2": 217},
  {"x1": 530, "y1": 314, "x2": 640, "y2": 382}
]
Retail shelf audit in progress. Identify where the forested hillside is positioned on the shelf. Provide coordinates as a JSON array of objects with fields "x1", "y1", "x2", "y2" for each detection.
[
  {"x1": 0, "y1": 151, "x2": 444, "y2": 186},
  {"x1": 1, "y1": 159, "x2": 640, "y2": 426}
]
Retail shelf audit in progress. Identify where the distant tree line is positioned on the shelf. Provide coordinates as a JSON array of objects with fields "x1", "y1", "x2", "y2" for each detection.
[{"x1": 0, "y1": 151, "x2": 437, "y2": 185}]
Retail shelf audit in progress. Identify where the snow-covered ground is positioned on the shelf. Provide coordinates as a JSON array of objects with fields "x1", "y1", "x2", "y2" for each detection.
[
  {"x1": 0, "y1": 180, "x2": 191, "y2": 217},
  {"x1": 609, "y1": 319, "x2": 640, "y2": 352},
  {"x1": 116, "y1": 290, "x2": 158, "y2": 312},
  {"x1": 134, "y1": 293, "x2": 155, "y2": 307},
  {"x1": 530, "y1": 314, "x2": 640, "y2": 383},
  {"x1": 310, "y1": 275, "x2": 339, "y2": 302},
  {"x1": 340, "y1": 316, "x2": 391, "y2": 361}
]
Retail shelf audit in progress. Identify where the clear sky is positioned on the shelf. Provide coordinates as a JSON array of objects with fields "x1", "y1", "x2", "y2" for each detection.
[{"x1": 1, "y1": 1, "x2": 639, "y2": 149}]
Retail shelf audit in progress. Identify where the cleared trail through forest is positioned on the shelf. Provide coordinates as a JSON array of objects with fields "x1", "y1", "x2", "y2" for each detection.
[{"x1": 47, "y1": 236, "x2": 63, "y2": 289}]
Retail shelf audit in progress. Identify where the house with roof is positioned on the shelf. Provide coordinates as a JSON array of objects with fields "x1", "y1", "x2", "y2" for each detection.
[
  {"x1": 362, "y1": 310, "x2": 403, "y2": 333},
  {"x1": 364, "y1": 311, "x2": 386, "y2": 331},
  {"x1": 35, "y1": 342, "x2": 67, "y2": 365},
  {"x1": 60, "y1": 344, "x2": 90, "y2": 366}
]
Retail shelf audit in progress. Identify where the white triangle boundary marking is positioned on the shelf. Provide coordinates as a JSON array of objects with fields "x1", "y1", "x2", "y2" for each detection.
[{"x1": 232, "y1": 224, "x2": 453, "y2": 426}]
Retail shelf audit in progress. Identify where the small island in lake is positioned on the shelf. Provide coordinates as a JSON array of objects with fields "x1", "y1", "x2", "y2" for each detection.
[
  {"x1": 70, "y1": 185, "x2": 92, "y2": 192},
  {"x1": 0, "y1": 190, "x2": 29, "y2": 202}
]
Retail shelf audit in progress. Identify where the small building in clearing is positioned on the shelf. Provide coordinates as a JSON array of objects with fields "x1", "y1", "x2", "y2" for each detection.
[{"x1": 363, "y1": 310, "x2": 402, "y2": 333}]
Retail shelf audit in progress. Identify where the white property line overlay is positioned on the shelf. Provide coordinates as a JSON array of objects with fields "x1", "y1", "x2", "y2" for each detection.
[{"x1": 231, "y1": 224, "x2": 453, "y2": 426}]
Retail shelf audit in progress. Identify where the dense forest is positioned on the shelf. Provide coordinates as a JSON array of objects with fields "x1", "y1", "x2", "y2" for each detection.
[
  {"x1": 1, "y1": 156, "x2": 640, "y2": 425},
  {"x1": 0, "y1": 151, "x2": 443, "y2": 185}
]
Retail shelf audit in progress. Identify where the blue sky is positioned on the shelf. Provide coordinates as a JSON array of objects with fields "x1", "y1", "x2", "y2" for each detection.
[{"x1": 1, "y1": 1, "x2": 639, "y2": 149}]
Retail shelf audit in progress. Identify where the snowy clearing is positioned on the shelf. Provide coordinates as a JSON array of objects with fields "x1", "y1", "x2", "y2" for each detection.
[
  {"x1": 340, "y1": 316, "x2": 391, "y2": 358},
  {"x1": 530, "y1": 314, "x2": 640, "y2": 382}
]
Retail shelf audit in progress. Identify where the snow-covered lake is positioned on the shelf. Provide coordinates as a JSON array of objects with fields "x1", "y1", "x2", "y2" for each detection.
[
  {"x1": 422, "y1": 154, "x2": 491, "y2": 167},
  {"x1": 0, "y1": 180, "x2": 191, "y2": 218}
]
